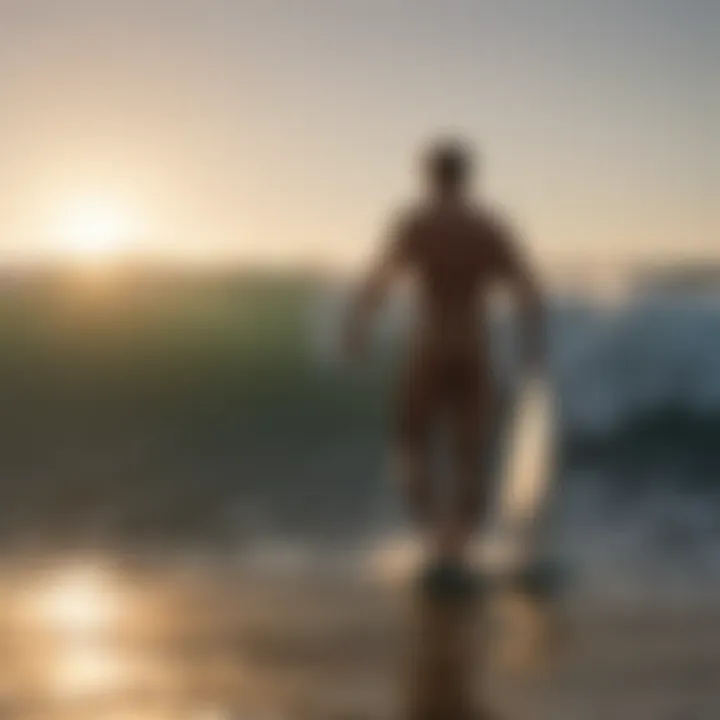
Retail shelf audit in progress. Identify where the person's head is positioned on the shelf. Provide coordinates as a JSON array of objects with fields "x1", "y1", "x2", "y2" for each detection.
[{"x1": 423, "y1": 138, "x2": 474, "y2": 197}]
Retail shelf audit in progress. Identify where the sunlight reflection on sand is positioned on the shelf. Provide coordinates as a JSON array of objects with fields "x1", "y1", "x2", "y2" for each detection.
[{"x1": 0, "y1": 552, "x2": 718, "y2": 720}]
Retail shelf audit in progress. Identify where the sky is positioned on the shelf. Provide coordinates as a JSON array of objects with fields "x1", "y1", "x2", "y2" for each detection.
[{"x1": 0, "y1": 0, "x2": 717, "y2": 271}]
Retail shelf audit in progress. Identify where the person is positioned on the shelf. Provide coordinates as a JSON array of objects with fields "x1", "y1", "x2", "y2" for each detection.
[{"x1": 344, "y1": 138, "x2": 544, "y2": 565}]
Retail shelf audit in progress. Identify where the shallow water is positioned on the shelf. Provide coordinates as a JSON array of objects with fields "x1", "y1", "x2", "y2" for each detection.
[{"x1": 0, "y1": 553, "x2": 719, "y2": 720}]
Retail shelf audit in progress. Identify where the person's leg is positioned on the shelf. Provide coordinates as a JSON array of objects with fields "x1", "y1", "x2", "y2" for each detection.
[
  {"x1": 395, "y1": 353, "x2": 438, "y2": 531},
  {"x1": 446, "y1": 363, "x2": 494, "y2": 560}
]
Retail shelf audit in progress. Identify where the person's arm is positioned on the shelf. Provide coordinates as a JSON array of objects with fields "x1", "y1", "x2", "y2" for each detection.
[
  {"x1": 343, "y1": 212, "x2": 413, "y2": 361},
  {"x1": 491, "y1": 216, "x2": 545, "y2": 374}
]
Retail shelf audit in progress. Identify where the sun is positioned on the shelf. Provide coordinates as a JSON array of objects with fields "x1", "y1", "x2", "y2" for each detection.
[{"x1": 54, "y1": 197, "x2": 134, "y2": 261}]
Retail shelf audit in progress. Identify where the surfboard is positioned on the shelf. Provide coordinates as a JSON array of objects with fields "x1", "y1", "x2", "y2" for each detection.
[{"x1": 480, "y1": 375, "x2": 563, "y2": 596}]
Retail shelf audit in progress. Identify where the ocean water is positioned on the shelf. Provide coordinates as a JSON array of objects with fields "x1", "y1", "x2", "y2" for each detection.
[{"x1": 0, "y1": 272, "x2": 719, "y2": 718}]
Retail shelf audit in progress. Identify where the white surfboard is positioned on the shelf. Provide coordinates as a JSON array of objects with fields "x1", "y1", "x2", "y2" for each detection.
[{"x1": 481, "y1": 376, "x2": 556, "y2": 576}]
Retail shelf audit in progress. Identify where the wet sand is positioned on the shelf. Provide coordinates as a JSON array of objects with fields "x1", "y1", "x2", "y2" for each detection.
[{"x1": 0, "y1": 561, "x2": 719, "y2": 719}]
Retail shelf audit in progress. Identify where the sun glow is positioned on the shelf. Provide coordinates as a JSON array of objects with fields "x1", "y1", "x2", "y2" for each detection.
[{"x1": 53, "y1": 197, "x2": 136, "y2": 262}]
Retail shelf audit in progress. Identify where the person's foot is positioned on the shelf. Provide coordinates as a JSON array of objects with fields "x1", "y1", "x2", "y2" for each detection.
[{"x1": 419, "y1": 558, "x2": 477, "y2": 598}]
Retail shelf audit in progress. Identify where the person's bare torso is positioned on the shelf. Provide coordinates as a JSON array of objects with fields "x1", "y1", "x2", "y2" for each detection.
[{"x1": 400, "y1": 199, "x2": 508, "y2": 365}]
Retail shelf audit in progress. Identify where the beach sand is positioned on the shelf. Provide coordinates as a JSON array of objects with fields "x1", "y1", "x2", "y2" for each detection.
[{"x1": 3, "y1": 562, "x2": 717, "y2": 720}]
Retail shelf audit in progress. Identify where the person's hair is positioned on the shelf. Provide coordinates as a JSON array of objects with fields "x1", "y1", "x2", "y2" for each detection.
[{"x1": 424, "y1": 138, "x2": 473, "y2": 192}]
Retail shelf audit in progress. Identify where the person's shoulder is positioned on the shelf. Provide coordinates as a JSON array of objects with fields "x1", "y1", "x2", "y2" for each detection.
[
  {"x1": 392, "y1": 199, "x2": 426, "y2": 224},
  {"x1": 388, "y1": 201, "x2": 427, "y2": 237},
  {"x1": 470, "y1": 202, "x2": 514, "y2": 237}
]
